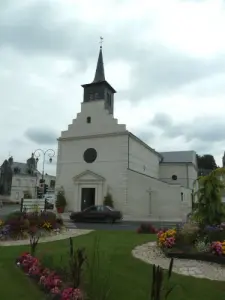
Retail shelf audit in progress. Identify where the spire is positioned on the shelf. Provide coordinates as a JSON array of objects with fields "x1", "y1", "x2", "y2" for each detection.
[{"x1": 93, "y1": 37, "x2": 105, "y2": 83}]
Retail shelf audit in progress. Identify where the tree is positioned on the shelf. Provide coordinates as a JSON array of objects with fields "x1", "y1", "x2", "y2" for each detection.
[
  {"x1": 103, "y1": 193, "x2": 114, "y2": 208},
  {"x1": 197, "y1": 154, "x2": 218, "y2": 170},
  {"x1": 194, "y1": 167, "x2": 225, "y2": 226}
]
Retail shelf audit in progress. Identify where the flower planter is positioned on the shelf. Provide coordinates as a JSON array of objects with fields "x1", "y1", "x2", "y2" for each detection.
[
  {"x1": 16, "y1": 252, "x2": 84, "y2": 299},
  {"x1": 164, "y1": 249, "x2": 225, "y2": 265}
]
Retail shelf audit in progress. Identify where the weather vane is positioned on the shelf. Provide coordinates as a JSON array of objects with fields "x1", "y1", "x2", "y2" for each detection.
[{"x1": 100, "y1": 36, "x2": 104, "y2": 48}]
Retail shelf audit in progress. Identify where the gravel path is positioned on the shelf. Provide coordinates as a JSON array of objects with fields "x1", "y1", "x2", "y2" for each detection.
[
  {"x1": 0, "y1": 229, "x2": 93, "y2": 246},
  {"x1": 132, "y1": 242, "x2": 225, "y2": 281}
]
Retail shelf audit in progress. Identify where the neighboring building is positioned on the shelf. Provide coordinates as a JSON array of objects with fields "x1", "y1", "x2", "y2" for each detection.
[
  {"x1": 43, "y1": 173, "x2": 56, "y2": 192},
  {"x1": 0, "y1": 154, "x2": 56, "y2": 202},
  {"x1": 55, "y1": 45, "x2": 198, "y2": 222}
]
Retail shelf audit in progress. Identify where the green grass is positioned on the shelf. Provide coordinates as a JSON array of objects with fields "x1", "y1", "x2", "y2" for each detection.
[{"x1": 0, "y1": 231, "x2": 225, "y2": 300}]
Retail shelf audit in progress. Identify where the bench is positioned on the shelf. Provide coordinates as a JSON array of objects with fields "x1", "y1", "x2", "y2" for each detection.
[{"x1": 20, "y1": 198, "x2": 46, "y2": 213}]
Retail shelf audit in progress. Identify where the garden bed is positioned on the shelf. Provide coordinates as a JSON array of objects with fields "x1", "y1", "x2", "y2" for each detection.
[
  {"x1": 16, "y1": 239, "x2": 84, "y2": 300},
  {"x1": 163, "y1": 248, "x2": 225, "y2": 265},
  {"x1": 0, "y1": 211, "x2": 64, "y2": 242}
]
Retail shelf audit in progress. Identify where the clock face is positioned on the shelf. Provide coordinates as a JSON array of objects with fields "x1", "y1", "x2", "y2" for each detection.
[{"x1": 83, "y1": 148, "x2": 97, "y2": 163}]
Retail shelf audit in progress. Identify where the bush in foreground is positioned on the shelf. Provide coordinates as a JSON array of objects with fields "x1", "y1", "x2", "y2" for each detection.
[
  {"x1": 0, "y1": 211, "x2": 63, "y2": 240},
  {"x1": 137, "y1": 222, "x2": 157, "y2": 234}
]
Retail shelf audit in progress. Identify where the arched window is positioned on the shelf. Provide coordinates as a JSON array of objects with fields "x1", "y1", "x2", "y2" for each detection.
[{"x1": 87, "y1": 116, "x2": 91, "y2": 124}]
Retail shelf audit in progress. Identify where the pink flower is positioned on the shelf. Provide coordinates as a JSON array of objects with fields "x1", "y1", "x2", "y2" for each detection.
[
  {"x1": 50, "y1": 286, "x2": 61, "y2": 294},
  {"x1": 39, "y1": 275, "x2": 46, "y2": 284}
]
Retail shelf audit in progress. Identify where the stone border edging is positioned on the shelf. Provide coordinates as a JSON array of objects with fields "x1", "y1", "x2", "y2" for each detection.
[
  {"x1": 132, "y1": 241, "x2": 225, "y2": 281},
  {"x1": 0, "y1": 229, "x2": 93, "y2": 246}
]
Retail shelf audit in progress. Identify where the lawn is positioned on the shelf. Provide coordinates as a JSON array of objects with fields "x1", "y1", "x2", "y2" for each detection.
[{"x1": 0, "y1": 231, "x2": 225, "y2": 300}]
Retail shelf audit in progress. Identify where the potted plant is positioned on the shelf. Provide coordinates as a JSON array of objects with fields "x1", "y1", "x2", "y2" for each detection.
[
  {"x1": 103, "y1": 192, "x2": 114, "y2": 208},
  {"x1": 55, "y1": 190, "x2": 67, "y2": 213}
]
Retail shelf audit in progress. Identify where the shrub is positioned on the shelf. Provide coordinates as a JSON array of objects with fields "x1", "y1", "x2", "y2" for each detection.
[
  {"x1": 5, "y1": 219, "x2": 24, "y2": 236},
  {"x1": 137, "y1": 222, "x2": 157, "y2": 234},
  {"x1": 194, "y1": 168, "x2": 225, "y2": 226},
  {"x1": 204, "y1": 226, "x2": 225, "y2": 243},
  {"x1": 195, "y1": 238, "x2": 211, "y2": 253},
  {"x1": 38, "y1": 211, "x2": 58, "y2": 228},
  {"x1": 176, "y1": 223, "x2": 199, "y2": 246},
  {"x1": 103, "y1": 193, "x2": 114, "y2": 208},
  {"x1": 2, "y1": 210, "x2": 63, "y2": 239},
  {"x1": 5, "y1": 211, "x2": 25, "y2": 222},
  {"x1": 56, "y1": 191, "x2": 67, "y2": 209},
  {"x1": 26, "y1": 212, "x2": 39, "y2": 227}
]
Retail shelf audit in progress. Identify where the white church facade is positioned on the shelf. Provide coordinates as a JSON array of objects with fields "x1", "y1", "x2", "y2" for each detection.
[{"x1": 55, "y1": 46, "x2": 198, "y2": 222}]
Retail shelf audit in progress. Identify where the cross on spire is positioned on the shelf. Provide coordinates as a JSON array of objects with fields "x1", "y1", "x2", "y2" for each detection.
[{"x1": 100, "y1": 36, "x2": 103, "y2": 48}]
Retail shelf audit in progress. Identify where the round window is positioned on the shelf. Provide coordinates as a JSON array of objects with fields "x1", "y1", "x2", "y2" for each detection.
[
  {"x1": 83, "y1": 148, "x2": 97, "y2": 163},
  {"x1": 172, "y1": 175, "x2": 177, "y2": 180}
]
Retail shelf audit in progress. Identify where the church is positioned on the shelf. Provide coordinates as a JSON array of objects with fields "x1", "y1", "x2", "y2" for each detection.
[{"x1": 55, "y1": 45, "x2": 198, "y2": 222}]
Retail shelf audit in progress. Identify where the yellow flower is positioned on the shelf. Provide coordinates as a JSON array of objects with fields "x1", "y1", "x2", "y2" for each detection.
[
  {"x1": 0, "y1": 220, "x2": 4, "y2": 227},
  {"x1": 42, "y1": 222, "x2": 52, "y2": 230}
]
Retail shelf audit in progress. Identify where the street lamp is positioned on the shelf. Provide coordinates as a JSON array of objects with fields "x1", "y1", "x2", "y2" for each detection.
[{"x1": 33, "y1": 149, "x2": 55, "y2": 180}]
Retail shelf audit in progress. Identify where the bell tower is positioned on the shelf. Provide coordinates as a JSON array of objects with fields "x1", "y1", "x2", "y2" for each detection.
[{"x1": 81, "y1": 38, "x2": 116, "y2": 115}]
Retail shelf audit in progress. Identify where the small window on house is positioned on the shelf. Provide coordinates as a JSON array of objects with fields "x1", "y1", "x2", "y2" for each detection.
[
  {"x1": 86, "y1": 116, "x2": 91, "y2": 124},
  {"x1": 172, "y1": 175, "x2": 177, "y2": 180}
]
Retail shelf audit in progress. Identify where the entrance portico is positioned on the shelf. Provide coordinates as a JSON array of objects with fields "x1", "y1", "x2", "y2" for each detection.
[{"x1": 73, "y1": 170, "x2": 105, "y2": 211}]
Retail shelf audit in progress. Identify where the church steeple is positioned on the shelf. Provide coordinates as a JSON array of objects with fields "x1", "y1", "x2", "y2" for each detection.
[
  {"x1": 81, "y1": 39, "x2": 116, "y2": 115},
  {"x1": 93, "y1": 46, "x2": 105, "y2": 83}
]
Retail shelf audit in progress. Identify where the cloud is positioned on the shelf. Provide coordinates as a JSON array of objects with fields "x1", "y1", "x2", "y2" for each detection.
[
  {"x1": 1, "y1": 0, "x2": 224, "y2": 102},
  {"x1": 151, "y1": 113, "x2": 172, "y2": 128},
  {"x1": 25, "y1": 127, "x2": 58, "y2": 145},
  {"x1": 0, "y1": 0, "x2": 225, "y2": 172},
  {"x1": 150, "y1": 113, "x2": 225, "y2": 143}
]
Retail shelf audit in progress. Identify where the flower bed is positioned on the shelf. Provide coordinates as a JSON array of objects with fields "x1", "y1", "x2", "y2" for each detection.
[
  {"x1": 157, "y1": 224, "x2": 225, "y2": 265},
  {"x1": 163, "y1": 250, "x2": 225, "y2": 265},
  {"x1": 16, "y1": 252, "x2": 83, "y2": 300},
  {"x1": 136, "y1": 222, "x2": 168, "y2": 234},
  {"x1": 0, "y1": 211, "x2": 64, "y2": 241}
]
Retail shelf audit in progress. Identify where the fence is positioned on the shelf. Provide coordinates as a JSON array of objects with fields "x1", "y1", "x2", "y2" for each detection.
[{"x1": 20, "y1": 198, "x2": 46, "y2": 213}]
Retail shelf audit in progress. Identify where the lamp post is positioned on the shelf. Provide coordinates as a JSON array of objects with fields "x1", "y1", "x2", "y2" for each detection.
[{"x1": 33, "y1": 149, "x2": 55, "y2": 181}]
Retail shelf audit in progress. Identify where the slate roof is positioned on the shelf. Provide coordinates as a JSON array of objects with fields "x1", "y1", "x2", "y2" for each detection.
[
  {"x1": 12, "y1": 162, "x2": 28, "y2": 174},
  {"x1": 93, "y1": 47, "x2": 105, "y2": 83},
  {"x1": 160, "y1": 151, "x2": 197, "y2": 166},
  {"x1": 12, "y1": 162, "x2": 41, "y2": 176}
]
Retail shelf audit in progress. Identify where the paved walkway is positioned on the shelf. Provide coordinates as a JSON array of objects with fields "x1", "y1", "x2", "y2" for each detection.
[
  {"x1": 0, "y1": 229, "x2": 93, "y2": 246},
  {"x1": 132, "y1": 242, "x2": 225, "y2": 281}
]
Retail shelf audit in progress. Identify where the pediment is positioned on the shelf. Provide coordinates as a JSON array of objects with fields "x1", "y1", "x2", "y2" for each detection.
[{"x1": 73, "y1": 170, "x2": 105, "y2": 182}]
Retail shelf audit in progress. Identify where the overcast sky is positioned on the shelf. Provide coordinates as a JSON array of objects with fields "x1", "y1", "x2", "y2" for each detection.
[{"x1": 0, "y1": 0, "x2": 225, "y2": 175}]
